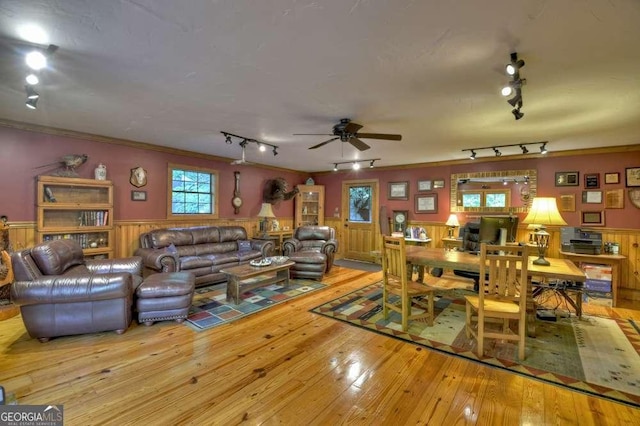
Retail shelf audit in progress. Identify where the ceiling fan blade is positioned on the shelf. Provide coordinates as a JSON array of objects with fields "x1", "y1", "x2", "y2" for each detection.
[
  {"x1": 309, "y1": 137, "x2": 339, "y2": 150},
  {"x1": 348, "y1": 137, "x2": 371, "y2": 151},
  {"x1": 293, "y1": 133, "x2": 334, "y2": 136},
  {"x1": 343, "y1": 121, "x2": 363, "y2": 134},
  {"x1": 355, "y1": 133, "x2": 402, "y2": 141}
]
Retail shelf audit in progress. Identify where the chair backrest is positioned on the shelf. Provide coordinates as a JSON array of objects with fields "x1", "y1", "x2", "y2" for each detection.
[
  {"x1": 479, "y1": 243, "x2": 528, "y2": 306},
  {"x1": 293, "y1": 226, "x2": 335, "y2": 250},
  {"x1": 460, "y1": 222, "x2": 481, "y2": 253},
  {"x1": 11, "y1": 239, "x2": 87, "y2": 281},
  {"x1": 381, "y1": 236, "x2": 408, "y2": 286}
]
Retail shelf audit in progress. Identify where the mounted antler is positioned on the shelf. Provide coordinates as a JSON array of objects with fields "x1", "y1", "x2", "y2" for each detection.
[{"x1": 263, "y1": 178, "x2": 299, "y2": 205}]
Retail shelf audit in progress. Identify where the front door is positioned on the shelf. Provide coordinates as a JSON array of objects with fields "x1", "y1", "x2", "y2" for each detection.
[{"x1": 341, "y1": 179, "x2": 379, "y2": 261}]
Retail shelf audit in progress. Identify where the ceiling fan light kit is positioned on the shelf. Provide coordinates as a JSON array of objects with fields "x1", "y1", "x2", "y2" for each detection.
[{"x1": 502, "y1": 52, "x2": 526, "y2": 120}]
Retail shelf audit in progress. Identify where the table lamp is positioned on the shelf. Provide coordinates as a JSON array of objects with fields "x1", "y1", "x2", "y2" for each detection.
[
  {"x1": 445, "y1": 214, "x2": 460, "y2": 238},
  {"x1": 522, "y1": 197, "x2": 567, "y2": 266},
  {"x1": 257, "y1": 203, "x2": 276, "y2": 237}
]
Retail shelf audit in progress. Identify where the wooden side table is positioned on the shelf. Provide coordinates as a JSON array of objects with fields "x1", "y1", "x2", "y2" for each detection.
[
  {"x1": 253, "y1": 230, "x2": 294, "y2": 255},
  {"x1": 558, "y1": 250, "x2": 626, "y2": 307}
]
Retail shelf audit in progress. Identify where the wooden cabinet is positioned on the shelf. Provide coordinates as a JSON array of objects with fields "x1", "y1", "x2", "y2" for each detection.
[
  {"x1": 295, "y1": 185, "x2": 324, "y2": 227},
  {"x1": 36, "y1": 176, "x2": 114, "y2": 259}
]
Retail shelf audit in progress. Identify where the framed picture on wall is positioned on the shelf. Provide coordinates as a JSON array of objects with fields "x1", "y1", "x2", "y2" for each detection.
[
  {"x1": 131, "y1": 190, "x2": 147, "y2": 201},
  {"x1": 415, "y1": 193, "x2": 437, "y2": 213},
  {"x1": 417, "y1": 180, "x2": 432, "y2": 192},
  {"x1": 559, "y1": 194, "x2": 576, "y2": 212},
  {"x1": 626, "y1": 167, "x2": 640, "y2": 187},
  {"x1": 604, "y1": 172, "x2": 620, "y2": 184},
  {"x1": 433, "y1": 179, "x2": 446, "y2": 189},
  {"x1": 582, "y1": 190, "x2": 602, "y2": 204},
  {"x1": 555, "y1": 171, "x2": 579, "y2": 186},
  {"x1": 581, "y1": 210, "x2": 605, "y2": 226},
  {"x1": 388, "y1": 181, "x2": 409, "y2": 200},
  {"x1": 584, "y1": 173, "x2": 600, "y2": 188}
]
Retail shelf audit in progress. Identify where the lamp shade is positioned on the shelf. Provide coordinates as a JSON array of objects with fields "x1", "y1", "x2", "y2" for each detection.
[
  {"x1": 523, "y1": 197, "x2": 567, "y2": 226},
  {"x1": 445, "y1": 214, "x2": 460, "y2": 227},
  {"x1": 257, "y1": 203, "x2": 275, "y2": 218}
]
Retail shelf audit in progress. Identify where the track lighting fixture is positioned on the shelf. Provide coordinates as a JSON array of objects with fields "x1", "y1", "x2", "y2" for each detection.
[
  {"x1": 462, "y1": 142, "x2": 548, "y2": 160},
  {"x1": 25, "y1": 73, "x2": 39, "y2": 85},
  {"x1": 331, "y1": 158, "x2": 380, "y2": 171},
  {"x1": 25, "y1": 85, "x2": 39, "y2": 99},
  {"x1": 220, "y1": 131, "x2": 279, "y2": 157},
  {"x1": 26, "y1": 98, "x2": 38, "y2": 109},
  {"x1": 502, "y1": 52, "x2": 526, "y2": 119}
]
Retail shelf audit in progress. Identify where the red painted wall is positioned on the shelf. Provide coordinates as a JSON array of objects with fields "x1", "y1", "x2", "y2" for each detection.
[
  {"x1": 0, "y1": 127, "x2": 303, "y2": 222},
  {"x1": 314, "y1": 153, "x2": 640, "y2": 229}
]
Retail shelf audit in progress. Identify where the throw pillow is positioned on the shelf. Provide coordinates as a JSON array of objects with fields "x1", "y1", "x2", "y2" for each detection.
[
  {"x1": 237, "y1": 239, "x2": 252, "y2": 252},
  {"x1": 165, "y1": 243, "x2": 178, "y2": 254}
]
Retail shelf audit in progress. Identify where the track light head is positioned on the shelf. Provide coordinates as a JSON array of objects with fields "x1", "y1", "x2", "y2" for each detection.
[
  {"x1": 493, "y1": 147, "x2": 502, "y2": 157},
  {"x1": 540, "y1": 143, "x2": 548, "y2": 154},
  {"x1": 272, "y1": 147, "x2": 278, "y2": 156},
  {"x1": 520, "y1": 145, "x2": 529, "y2": 154},
  {"x1": 352, "y1": 162, "x2": 360, "y2": 170},
  {"x1": 469, "y1": 150, "x2": 476, "y2": 160},
  {"x1": 333, "y1": 164, "x2": 338, "y2": 172},
  {"x1": 512, "y1": 108, "x2": 524, "y2": 120},
  {"x1": 369, "y1": 160, "x2": 375, "y2": 168},
  {"x1": 26, "y1": 73, "x2": 39, "y2": 85},
  {"x1": 507, "y1": 90, "x2": 522, "y2": 107},
  {"x1": 26, "y1": 97, "x2": 38, "y2": 109},
  {"x1": 25, "y1": 85, "x2": 39, "y2": 99}
]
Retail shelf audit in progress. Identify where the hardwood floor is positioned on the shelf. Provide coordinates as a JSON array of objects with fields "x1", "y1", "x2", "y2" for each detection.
[{"x1": 1, "y1": 266, "x2": 639, "y2": 425}]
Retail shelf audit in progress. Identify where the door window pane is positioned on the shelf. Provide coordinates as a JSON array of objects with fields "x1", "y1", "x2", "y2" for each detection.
[{"x1": 349, "y1": 186, "x2": 371, "y2": 222}]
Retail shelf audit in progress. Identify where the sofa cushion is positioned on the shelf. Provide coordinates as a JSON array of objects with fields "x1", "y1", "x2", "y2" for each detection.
[
  {"x1": 237, "y1": 250, "x2": 262, "y2": 262},
  {"x1": 179, "y1": 256, "x2": 213, "y2": 270},
  {"x1": 203, "y1": 252, "x2": 240, "y2": 266}
]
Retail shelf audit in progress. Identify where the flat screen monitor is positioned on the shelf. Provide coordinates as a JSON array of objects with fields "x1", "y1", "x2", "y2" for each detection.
[{"x1": 479, "y1": 216, "x2": 519, "y2": 244}]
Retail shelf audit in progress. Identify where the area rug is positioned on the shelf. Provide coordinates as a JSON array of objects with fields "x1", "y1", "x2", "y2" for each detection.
[
  {"x1": 186, "y1": 278, "x2": 327, "y2": 331},
  {"x1": 311, "y1": 281, "x2": 640, "y2": 408},
  {"x1": 333, "y1": 259, "x2": 382, "y2": 272}
]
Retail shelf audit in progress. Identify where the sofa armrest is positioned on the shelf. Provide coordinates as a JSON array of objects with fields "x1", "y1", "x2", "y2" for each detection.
[
  {"x1": 250, "y1": 239, "x2": 275, "y2": 257},
  {"x1": 321, "y1": 239, "x2": 339, "y2": 255},
  {"x1": 282, "y1": 239, "x2": 302, "y2": 256},
  {"x1": 86, "y1": 256, "x2": 143, "y2": 277},
  {"x1": 11, "y1": 273, "x2": 133, "y2": 305},
  {"x1": 133, "y1": 248, "x2": 179, "y2": 273}
]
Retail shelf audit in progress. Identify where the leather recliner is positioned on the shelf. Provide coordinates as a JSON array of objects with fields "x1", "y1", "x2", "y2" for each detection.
[
  {"x1": 10, "y1": 239, "x2": 143, "y2": 342},
  {"x1": 283, "y1": 226, "x2": 338, "y2": 280}
]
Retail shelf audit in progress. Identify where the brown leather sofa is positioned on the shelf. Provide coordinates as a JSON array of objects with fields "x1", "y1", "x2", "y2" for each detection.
[
  {"x1": 10, "y1": 239, "x2": 143, "y2": 342},
  {"x1": 283, "y1": 226, "x2": 338, "y2": 279},
  {"x1": 135, "y1": 226, "x2": 274, "y2": 287}
]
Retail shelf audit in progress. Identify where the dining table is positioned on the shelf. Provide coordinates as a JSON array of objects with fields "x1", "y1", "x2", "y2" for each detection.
[{"x1": 403, "y1": 246, "x2": 587, "y2": 337}]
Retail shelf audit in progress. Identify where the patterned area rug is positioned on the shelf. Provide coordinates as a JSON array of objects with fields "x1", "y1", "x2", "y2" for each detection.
[
  {"x1": 311, "y1": 282, "x2": 640, "y2": 408},
  {"x1": 186, "y1": 278, "x2": 327, "y2": 331}
]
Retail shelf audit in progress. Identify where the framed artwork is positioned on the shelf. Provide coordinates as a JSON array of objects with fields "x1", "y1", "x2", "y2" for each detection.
[
  {"x1": 555, "y1": 171, "x2": 579, "y2": 187},
  {"x1": 604, "y1": 172, "x2": 620, "y2": 184},
  {"x1": 584, "y1": 173, "x2": 599, "y2": 189},
  {"x1": 131, "y1": 190, "x2": 147, "y2": 201},
  {"x1": 582, "y1": 190, "x2": 602, "y2": 204},
  {"x1": 433, "y1": 179, "x2": 446, "y2": 189},
  {"x1": 559, "y1": 194, "x2": 576, "y2": 212},
  {"x1": 388, "y1": 181, "x2": 409, "y2": 200},
  {"x1": 417, "y1": 180, "x2": 432, "y2": 192},
  {"x1": 581, "y1": 210, "x2": 605, "y2": 226},
  {"x1": 415, "y1": 193, "x2": 437, "y2": 213},
  {"x1": 625, "y1": 167, "x2": 640, "y2": 187},
  {"x1": 605, "y1": 189, "x2": 624, "y2": 209}
]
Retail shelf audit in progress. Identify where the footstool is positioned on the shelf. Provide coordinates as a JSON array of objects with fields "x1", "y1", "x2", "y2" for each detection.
[
  {"x1": 287, "y1": 251, "x2": 327, "y2": 280},
  {"x1": 136, "y1": 272, "x2": 195, "y2": 326}
]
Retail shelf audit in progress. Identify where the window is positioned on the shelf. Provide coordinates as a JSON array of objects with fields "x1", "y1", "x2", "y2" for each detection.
[
  {"x1": 460, "y1": 189, "x2": 510, "y2": 209},
  {"x1": 167, "y1": 163, "x2": 218, "y2": 219}
]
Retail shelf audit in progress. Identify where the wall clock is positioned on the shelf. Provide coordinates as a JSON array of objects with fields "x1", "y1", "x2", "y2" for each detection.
[
  {"x1": 392, "y1": 210, "x2": 408, "y2": 234},
  {"x1": 232, "y1": 171, "x2": 242, "y2": 214}
]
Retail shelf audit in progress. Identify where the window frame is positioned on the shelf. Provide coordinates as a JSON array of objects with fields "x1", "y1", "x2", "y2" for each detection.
[{"x1": 167, "y1": 163, "x2": 219, "y2": 220}]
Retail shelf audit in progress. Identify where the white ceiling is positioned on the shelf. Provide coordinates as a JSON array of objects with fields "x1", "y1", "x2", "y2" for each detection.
[{"x1": 1, "y1": 1, "x2": 639, "y2": 172}]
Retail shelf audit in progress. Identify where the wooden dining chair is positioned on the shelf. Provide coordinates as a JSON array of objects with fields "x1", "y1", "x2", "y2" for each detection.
[
  {"x1": 464, "y1": 243, "x2": 529, "y2": 360},
  {"x1": 381, "y1": 236, "x2": 435, "y2": 331}
]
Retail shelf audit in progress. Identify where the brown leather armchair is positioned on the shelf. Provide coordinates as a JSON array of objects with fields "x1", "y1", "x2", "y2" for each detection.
[
  {"x1": 283, "y1": 226, "x2": 338, "y2": 279},
  {"x1": 10, "y1": 239, "x2": 143, "y2": 342}
]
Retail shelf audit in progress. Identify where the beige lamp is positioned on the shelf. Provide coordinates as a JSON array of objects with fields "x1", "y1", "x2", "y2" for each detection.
[
  {"x1": 445, "y1": 213, "x2": 460, "y2": 238},
  {"x1": 522, "y1": 197, "x2": 567, "y2": 266},
  {"x1": 257, "y1": 203, "x2": 276, "y2": 237}
]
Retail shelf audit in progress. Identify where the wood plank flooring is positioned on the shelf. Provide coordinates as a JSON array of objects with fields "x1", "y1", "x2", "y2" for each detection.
[{"x1": 1, "y1": 266, "x2": 639, "y2": 425}]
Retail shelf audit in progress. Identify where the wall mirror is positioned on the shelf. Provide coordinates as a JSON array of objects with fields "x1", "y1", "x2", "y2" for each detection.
[{"x1": 450, "y1": 169, "x2": 537, "y2": 213}]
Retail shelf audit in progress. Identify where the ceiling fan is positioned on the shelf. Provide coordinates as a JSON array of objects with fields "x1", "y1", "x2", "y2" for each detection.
[
  {"x1": 230, "y1": 141, "x2": 253, "y2": 165},
  {"x1": 294, "y1": 118, "x2": 402, "y2": 151}
]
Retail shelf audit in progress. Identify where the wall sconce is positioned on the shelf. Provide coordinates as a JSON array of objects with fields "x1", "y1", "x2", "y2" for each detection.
[
  {"x1": 461, "y1": 142, "x2": 548, "y2": 160},
  {"x1": 332, "y1": 158, "x2": 380, "y2": 171}
]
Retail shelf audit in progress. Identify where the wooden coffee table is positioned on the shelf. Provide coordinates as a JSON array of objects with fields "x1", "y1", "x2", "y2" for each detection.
[{"x1": 221, "y1": 260, "x2": 294, "y2": 305}]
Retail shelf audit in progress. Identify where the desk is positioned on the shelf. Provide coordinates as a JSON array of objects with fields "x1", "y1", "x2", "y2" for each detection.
[
  {"x1": 559, "y1": 251, "x2": 626, "y2": 307},
  {"x1": 441, "y1": 237, "x2": 462, "y2": 251},
  {"x1": 404, "y1": 238, "x2": 432, "y2": 281},
  {"x1": 404, "y1": 246, "x2": 586, "y2": 337}
]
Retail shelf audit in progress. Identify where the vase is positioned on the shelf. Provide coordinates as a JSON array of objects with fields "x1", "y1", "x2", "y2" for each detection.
[{"x1": 94, "y1": 163, "x2": 107, "y2": 180}]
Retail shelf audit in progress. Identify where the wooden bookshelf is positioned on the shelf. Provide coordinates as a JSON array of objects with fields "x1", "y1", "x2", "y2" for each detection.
[{"x1": 36, "y1": 176, "x2": 114, "y2": 259}]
